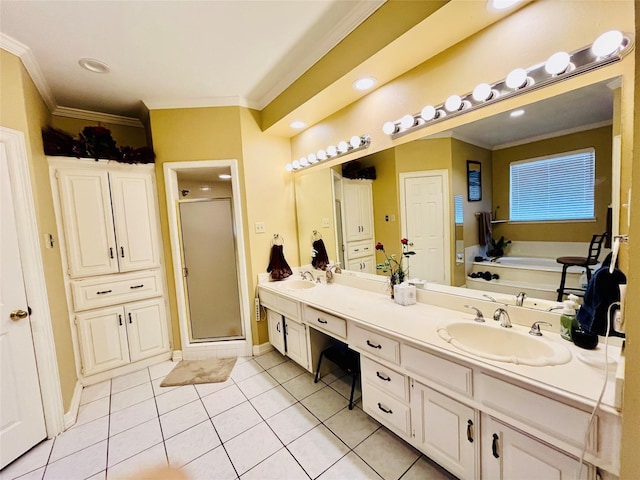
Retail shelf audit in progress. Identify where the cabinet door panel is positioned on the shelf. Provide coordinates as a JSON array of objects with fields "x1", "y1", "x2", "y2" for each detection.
[
  {"x1": 284, "y1": 318, "x2": 308, "y2": 370},
  {"x1": 109, "y1": 172, "x2": 160, "y2": 272},
  {"x1": 125, "y1": 299, "x2": 169, "y2": 362},
  {"x1": 76, "y1": 306, "x2": 129, "y2": 375},
  {"x1": 57, "y1": 170, "x2": 118, "y2": 277},
  {"x1": 267, "y1": 310, "x2": 285, "y2": 355}
]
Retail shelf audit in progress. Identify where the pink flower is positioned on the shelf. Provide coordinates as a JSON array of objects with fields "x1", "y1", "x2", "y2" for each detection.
[{"x1": 401, "y1": 238, "x2": 408, "y2": 245}]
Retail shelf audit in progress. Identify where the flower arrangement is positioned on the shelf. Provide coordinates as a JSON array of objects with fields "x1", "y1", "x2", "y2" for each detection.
[{"x1": 375, "y1": 238, "x2": 416, "y2": 294}]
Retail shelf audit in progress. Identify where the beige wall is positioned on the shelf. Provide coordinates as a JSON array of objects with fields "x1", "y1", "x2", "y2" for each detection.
[
  {"x1": 492, "y1": 126, "x2": 612, "y2": 242},
  {"x1": 51, "y1": 115, "x2": 148, "y2": 149},
  {"x1": 0, "y1": 50, "x2": 77, "y2": 410}
]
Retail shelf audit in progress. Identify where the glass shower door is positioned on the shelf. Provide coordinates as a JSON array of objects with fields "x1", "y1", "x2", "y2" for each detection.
[{"x1": 178, "y1": 198, "x2": 243, "y2": 342}]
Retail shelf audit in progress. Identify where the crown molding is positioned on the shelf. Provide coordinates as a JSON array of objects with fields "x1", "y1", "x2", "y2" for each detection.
[
  {"x1": 1, "y1": 33, "x2": 57, "y2": 112},
  {"x1": 143, "y1": 96, "x2": 254, "y2": 111},
  {"x1": 52, "y1": 107, "x2": 144, "y2": 128}
]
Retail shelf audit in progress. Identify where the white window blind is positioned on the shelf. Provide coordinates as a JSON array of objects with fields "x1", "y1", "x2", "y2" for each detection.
[{"x1": 510, "y1": 148, "x2": 595, "y2": 222}]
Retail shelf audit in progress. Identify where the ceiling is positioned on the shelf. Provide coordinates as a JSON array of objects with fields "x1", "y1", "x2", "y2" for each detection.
[{"x1": 0, "y1": 0, "x2": 383, "y2": 119}]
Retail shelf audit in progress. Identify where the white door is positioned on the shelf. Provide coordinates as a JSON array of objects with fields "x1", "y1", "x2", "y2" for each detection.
[
  {"x1": 267, "y1": 310, "x2": 285, "y2": 355},
  {"x1": 0, "y1": 146, "x2": 47, "y2": 468},
  {"x1": 401, "y1": 171, "x2": 449, "y2": 284},
  {"x1": 109, "y1": 171, "x2": 160, "y2": 272},
  {"x1": 125, "y1": 298, "x2": 169, "y2": 362},
  {"x1": 284, "y1": 318, "x2": 308, "y2": 369}
]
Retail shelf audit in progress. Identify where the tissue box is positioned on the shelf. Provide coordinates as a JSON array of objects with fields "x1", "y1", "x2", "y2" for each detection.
[{"x1": 393, "y1": 283, "x2": 416, "y2": 306}]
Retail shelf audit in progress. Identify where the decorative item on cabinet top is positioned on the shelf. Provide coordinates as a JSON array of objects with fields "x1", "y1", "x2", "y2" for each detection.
[{"x1": 42, "y1": 126, "x2": 155, "y2": 163}]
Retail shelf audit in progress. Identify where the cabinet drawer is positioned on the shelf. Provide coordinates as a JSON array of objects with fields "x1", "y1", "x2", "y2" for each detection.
[
  {"x1": 362, "y1": 382, "x2": 410, "y2": 436},
  {"x1": 347, "y1": 241, "x2": 373, "y2": 259},
  {"x1": 303, "y1": 306, "x2": 346, "y2": 339},
  {"x1": 402, "y1": 344, "x2": 473, "y2": 397},
  {"x1": 361, "y1": 356, "x2": 408, "y2": 401},
  {"x1": 258, "y1": 288, "x2": 300, "y2": 321},
  {"x1": 71, "y1": 270, "x2": 163, "y2": 311},
  {"x1": 349, "y1": 324, "x2": 400, "y2": 364}
]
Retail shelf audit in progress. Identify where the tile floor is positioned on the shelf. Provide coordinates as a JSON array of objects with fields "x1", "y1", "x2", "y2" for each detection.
[{"x1": 1, "y1": 351, "x2": 456, "y2": 480}]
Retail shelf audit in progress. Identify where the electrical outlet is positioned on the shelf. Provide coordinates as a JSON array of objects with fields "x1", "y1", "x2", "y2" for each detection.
[
  {"x1": 255, "y1": 298, "x2": 261, "y2": 322},
  {"x1": 255, "y1": 222, "x2": 266, "y2": 233}
]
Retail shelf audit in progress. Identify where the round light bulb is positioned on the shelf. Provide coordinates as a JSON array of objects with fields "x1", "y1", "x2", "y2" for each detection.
[
  {"x1": 472, "y1": 83, "x2": 493, "y2": 102},
  {"x1": 338, "y1": 141, "x2": 349, "y2": 153},
  {"x1": 544, "y1": 51, "x2": 571, "y2": 75},
  {"x1": 420, "y1": 105, "x2": 436, "y2": 121},
  {"x1": 285, "y1": 163, "x2": 293, "y2": 172},
  {"x1": 292, "y1": 160, "x2": 301, "y2": 169},
  {"x1": 488, "y1": 0, "x2": 521, "y2": 11},
  {"x1": 317, "y1": 150, "x2": 327, "y2": 161},
  {"x1": 299, "y1": 157, "x2": 309, "y2": 167},
  {"x1": 307, "y1": 153, "x2": 317, "y2": 164},
  {"x1": 510, "y1": 109, "x2": 525, "y2": 118},
  {"x1": 445, "y1": 95, "x2": 463, "y2": 112},
  {"x1": 382, "y1": 121, "x2": 397, "y2": 135},
  {"x1": 350, "y1": 135, "x2": 362, "y2": 148},
  {"x1": 592, "y1": 30, "x2": 624, "y2": 58},
  {"x1": 353, "y1": 76, "x2": 376, "y2": 91},
  {"x1": 289, "y1": 120, "x2": 307, "y2": 129},
  {"x1": 400, "y1": 114, "x2": 416, "y2": 129},
  {"x1": 327, "y1": 145, "x2": 337, "y2": 157},
  {"x1": 505, "y1": 68, "x2": 529, "y2": 89}
]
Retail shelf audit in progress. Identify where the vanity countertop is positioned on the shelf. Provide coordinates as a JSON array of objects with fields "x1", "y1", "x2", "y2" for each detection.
[{"x1": 258, "y1": 275, "x2": 622, "y2": 414}]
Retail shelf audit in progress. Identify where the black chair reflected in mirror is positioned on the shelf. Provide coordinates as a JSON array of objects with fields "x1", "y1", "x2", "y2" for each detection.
[{"x1": 556, "y1": 232, "x2": 607, "y2": 302}]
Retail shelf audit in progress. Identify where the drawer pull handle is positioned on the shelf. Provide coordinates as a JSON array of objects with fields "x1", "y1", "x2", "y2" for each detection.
[
  {"x1": 118, "y1": 314, "x2": 123, "y2": 326},
  {"x1": 96, "y1": 290, "x2": 112, "y2": 295},
  {"x1": 128, "y1": 312, "x2": 133, "y2": 324},
  {"x1": 130, "y1": 284, "x2": 144, "y2": 289},
  {"x1": 467, "y1": 420, "x2": 474, "y2": 443},
  {"x1": 492, "y1": 433, "x2": 500, "y2": 458},
  {"x1": 366, "y1": 340, "x2": 382, "y2": 349},
  {"x1": 376, "y1": 372, "x2": 391, "y2": 382},
  {"x1": 317, "y1": 318, "x2": 328, "y2": 324},
  {"x1": 377, "y1": 403, "x2": 392, "y2": 414}
]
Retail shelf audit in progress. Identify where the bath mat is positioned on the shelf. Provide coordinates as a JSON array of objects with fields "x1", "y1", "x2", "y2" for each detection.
[{"x1": 160, "y1": 357, "x2": 237, "y2": 387}]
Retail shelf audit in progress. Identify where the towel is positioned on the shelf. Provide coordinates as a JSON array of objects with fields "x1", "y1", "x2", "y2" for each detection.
[
  {"x1": 311, "y1": 239, "x2": 330, "y2": 270},
  {"x1": 577, "y1": 253, "x2": 626, "y2": 337},
  {"x1": 478, "y1": 212, "x2": 492, "y2": 247},
  {"x1": 267, "y1": 244, "x2": 292, "y2": 281}
]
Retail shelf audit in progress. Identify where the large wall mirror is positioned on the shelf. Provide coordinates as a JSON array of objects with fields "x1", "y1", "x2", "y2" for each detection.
[{"x1": 294, "y1": 77, "x2": 620, "y2": 310}]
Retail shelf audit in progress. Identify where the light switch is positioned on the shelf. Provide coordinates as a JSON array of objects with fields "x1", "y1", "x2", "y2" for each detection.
[
  {"x1": 322, "y1": 218, "x2": 330, "y2": 228},
  {"x1": 255, "y1": 222, "x2": 266, "y2": 233}
]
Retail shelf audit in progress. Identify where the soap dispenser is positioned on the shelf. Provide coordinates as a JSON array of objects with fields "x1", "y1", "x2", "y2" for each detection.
[{"x1": 560, "y1": 300, "x2": 577, "y2": 341}]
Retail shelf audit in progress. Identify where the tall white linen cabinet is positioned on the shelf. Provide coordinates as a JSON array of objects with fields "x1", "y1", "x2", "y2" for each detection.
[{"x1": 49, "y1": 157, "x2": 171, "y2": 384}]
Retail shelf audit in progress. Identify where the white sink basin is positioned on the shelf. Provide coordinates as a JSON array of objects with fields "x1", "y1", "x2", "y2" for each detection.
[
  {"x1": 437, "y1": 322, "x2": 571, "y2": 366},
  {"x1": 276, "y1": 279, "x2": 317, "y2": 291}
]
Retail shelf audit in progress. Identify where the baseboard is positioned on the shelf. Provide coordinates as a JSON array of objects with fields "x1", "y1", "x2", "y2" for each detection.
[
  {"x1": 253, "y1": 342, "x2": 273, "y2": 356},
  {"x1": 172, "y1": 350, "x2": 183, "y2": 362},
  {"x1": 63, "y1": 380, "x2": 83, "y2": 430}
]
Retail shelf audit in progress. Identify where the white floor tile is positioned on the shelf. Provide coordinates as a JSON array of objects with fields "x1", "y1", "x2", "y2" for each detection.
[
  {"x1": 165, "y1": 421, "x2": 220, "y2": 468},
  {"x1": 266, "y1": 361, "x2": 305, "y2": 384},
  {"x1": 180, "y1": 445, "x2": 237, "y2": 480},
  {"x1": 148, "y1": 361, "x2": 178, "y2": 380},
  {"x1": 354, "y1": 428, "x2": 420, "y2": 480},
  {"x1": 108, "y1": 398, "x2": 158, "y2": 437},
  {"x1": 151, "y1": 377, "x2": 180, "y2": 397},
  {"x1": 318, "y1": 451, "x2": 383, "y2": 480},
  {"x1": 75, "y1": 397, "x2": 110, "y2": 428},
  {"x1": 399, "y1": 456, "x2": 457, "y2": 480},
  {"x1": 160, "y1": 400, "x2": 209, "y2": 440},
  {"x1": 241, "y1": 447, "x2": 308, "y2": 480},
  {"x1": 328, "y1": 375, "x2": 361, "y2": 403},
  {"x1": 49, "y1": 416, "x2": 109, "y2": 463},
  {"x1": 43, "y1": 441, "x2": 107, "y2": 480},
  {"x1": 324, "y1": 406, "x2": 379, "y2": 448},
  {"x1": 281, "y1": 372, "x2": 325, "y2": 400},
  {"x1": 236, "y1": 371, "x2": 279, "y2": 399},
  {"x1": 13, "y1": 467, "x2": 45, "y2": 480},
  {"x1": 230, "y1": 359, "x2": 264, "y2": 382},
  {"x1": 105, "y1": 443, "x2": 167, "y2": 479},
  {"x1": 287, "y1": 425, "x2": 349, "y2": 479},
  {"x1": 249, "y1": 386, "x2": 297, "y2": 419},
  {"x1": 86, "y1": 470, "x2": 105, "y2": 480},
  {"x1": 155, "y1": 385, "x2": 198, "y2": 415},
  {"x1": 253, "y1": 350, "x2": 288, "y2": 371},
  {"x1": 212, "y1": 401, "x2": 263, "y2": 442},
  {"x1": 110, "y1": 383, "x2": 154, "y2": 413},
  {"x1": 266, "y1": 403, "x2": 320, "y2": 445},
  {"x1": 107, "y1": 418, "x2": 163, "y2": 467},
  {"x1": 80, "y1": 381, "x2": 111, "y2": 406},
  {"x1": 300, "y1": 387, "x2": 348, "y2": 421},
  {"x1": 224, "y1": 423, "x2": 282, "y2": 475},
  {"x1": 319, "y1": 368, "x2": 346, "y2": 385},
  {"x1": 0, "y1": 439, "x2": 53, "y2": 480},
  {"x1": 110, "y1": 369, "x2": 150, "y2": 395},
  {"x1": 201, "y1": 385, "x2": 246, "y2": 417},
  {"x1": 193, "y1": 377, "x2": 234, "y2": 397}
]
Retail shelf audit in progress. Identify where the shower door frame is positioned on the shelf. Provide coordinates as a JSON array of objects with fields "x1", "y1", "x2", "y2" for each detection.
[{"x1": 164, "y1": 160, "x2": 253, "y2": 358}]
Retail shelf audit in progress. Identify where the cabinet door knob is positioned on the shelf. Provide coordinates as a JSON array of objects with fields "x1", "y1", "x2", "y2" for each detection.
[
  {"x1": 492, "y1": 433, "x2": 500, "y2": 458},
  {"x1": 467, "y1": 420, "x2": 474, "y2": 443}
]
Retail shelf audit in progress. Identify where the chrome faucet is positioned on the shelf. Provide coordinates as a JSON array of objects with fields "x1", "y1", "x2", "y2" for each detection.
[
  {"x1": 325, "y1": 263, "x2": 342, "y2": 284},
  {"x1": 493, "y1": 308, "x2": 512, "y2": 328},
  {"x1": 515, "y1": 291, "x2": 527, "y2": 307},
  {"x1": 465, "y1": 305, "x2": 485, "y2": 323},
  {"x1": 483, "y1": 294, "x2": 497, "y2": 302},
  {"x1": 300, "y1": 271, "x2": 315, "y2": 282},
  {"x1": 529, "y1": 321, "x2": 553, "y2": 336},
  {"x1": 546, "y1": 305, "x2": 564, "y2": 312}
]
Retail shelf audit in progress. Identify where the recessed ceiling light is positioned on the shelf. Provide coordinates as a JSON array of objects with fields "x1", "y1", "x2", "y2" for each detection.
[
  {"x1": 353, "y1": 77, "x2": 377, "y2": 91},
  {"x1": 218, "y1": 174, "x2": 232, "y2": 180},
  {"x1": 487, "y1": 0, "x2": 522, "y2": 11},
  {"x1": 289, "y1": 120, "x2": 307, "y2": 129},
  {"x1": 510, "y1": 109, "x2": 525, "y2": 118},
  {"x1": 200, "y1": 186, "x2": 212, "y2": 191},
  {"x1": 78, "y1": 58, "x2": 110, "y2": 73}
]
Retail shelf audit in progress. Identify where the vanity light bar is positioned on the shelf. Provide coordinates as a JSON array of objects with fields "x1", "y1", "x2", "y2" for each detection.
[
  {"x1": 382, "y1": 30, "x2": 634, "y2": 139},
  {"x1": 286, "y1": 134, "x2": 371, "y2": 172}
]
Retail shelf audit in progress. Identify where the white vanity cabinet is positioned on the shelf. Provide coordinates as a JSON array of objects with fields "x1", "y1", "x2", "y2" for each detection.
[
  {"x1": 56, "y1": 168, "x2": 160, "y2": 278},
  {"x1": 75, "y1": 298, "x2": 169, "y2": 376}
]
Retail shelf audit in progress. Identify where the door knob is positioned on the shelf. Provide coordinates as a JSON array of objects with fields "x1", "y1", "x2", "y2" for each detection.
[{"x1": 10, "y1": 309, "x2": 28, "y2": 321}]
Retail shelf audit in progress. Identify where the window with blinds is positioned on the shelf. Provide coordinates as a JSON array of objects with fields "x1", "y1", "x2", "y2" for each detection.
[{"x1": 509, "y1": 148, "x2": 595, "y2": 222}]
